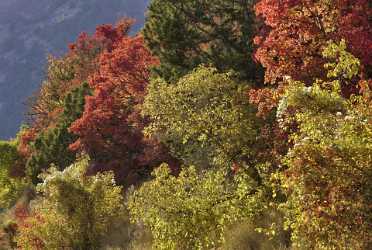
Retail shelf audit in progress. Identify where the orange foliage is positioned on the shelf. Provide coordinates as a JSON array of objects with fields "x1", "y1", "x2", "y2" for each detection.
[
  {"x1": 69, "y1": 30, "x2": 176, "y2": 185},
  {"x1": 254, "y1": 0, "x2": 372, "y2": 85}
]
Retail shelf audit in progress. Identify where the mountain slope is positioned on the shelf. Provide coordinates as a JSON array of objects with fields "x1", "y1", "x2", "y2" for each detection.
[{"x1": 0, "y1": 0, "x2": 149, "y2": 139}]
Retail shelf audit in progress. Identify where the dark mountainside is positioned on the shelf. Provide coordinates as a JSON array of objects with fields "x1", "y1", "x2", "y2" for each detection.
[{"x1": 0, "y1": 0, "x2": 149, "y2": 139}]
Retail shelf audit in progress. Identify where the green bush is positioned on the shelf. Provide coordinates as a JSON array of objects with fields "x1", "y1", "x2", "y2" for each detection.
[
  {"x1": 128, "y1": 163, "x2": 264, "y2": 250},
  {"x1": 17, "y1": 157, "x2": 127, "y2": 249}
]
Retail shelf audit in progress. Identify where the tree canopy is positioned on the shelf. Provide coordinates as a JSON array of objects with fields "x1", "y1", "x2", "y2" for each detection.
[
  {"x1": 128, "y1": 164, "x2": 262, "y2": 250},
  {"x1": 143, "y1": 66, "x2": 260, "y2": 172},
  {"x1": 143, "y1": 0, "x2": 263, "y2": 83},
  {"x1": 0, "y1": 1, "x2": 371, "y2": 249}
]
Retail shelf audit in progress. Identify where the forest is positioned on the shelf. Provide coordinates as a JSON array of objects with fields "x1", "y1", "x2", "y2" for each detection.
[{"x1": 0, "y1": 0, "x2": 371, "y2": 249}]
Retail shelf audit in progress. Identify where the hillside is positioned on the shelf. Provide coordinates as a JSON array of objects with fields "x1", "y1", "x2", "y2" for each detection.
[{"x1": 0, "y1": 0, "x2": 148, "y2": 139}]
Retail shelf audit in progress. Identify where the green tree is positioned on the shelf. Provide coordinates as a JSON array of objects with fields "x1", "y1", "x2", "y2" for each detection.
[
  {"x1": 26, "y1": 83, "x2": 91, "y2": 183},
  {"x1": 128, "y1": 164, "x2": 263, "y2": 250},
  {"x1": 16, "y1": 157, "x2": 126, "y2": 249},
  {"x1": 0, "y1": 140, "x2": 27, "y2": 209},
  {"x1": 143, "y1": 66, "x2": 260, "y2": 173},
  {"x1": 276, "y1": 41, "x2": 372, "y2": 249},
  {"x1": 143, "y1": 0, "x2": 262, "y2": 83}
]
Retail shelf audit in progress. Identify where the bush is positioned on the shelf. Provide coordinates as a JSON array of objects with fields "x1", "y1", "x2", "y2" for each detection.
[
  {"x1": 16, "y1": 157, "x2": 127, "y2": 249},
  {"x1": 128, "y1": 163, "x2": 263, "y2": 250}
]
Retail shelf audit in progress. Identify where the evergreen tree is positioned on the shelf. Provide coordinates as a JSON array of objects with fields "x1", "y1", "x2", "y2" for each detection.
[
  {"x1": 26, "y1": 83, "x2": 91, "y2": 183},
  {"x1": 143, "y1": 0, "x2": 263, "y2": 83}
]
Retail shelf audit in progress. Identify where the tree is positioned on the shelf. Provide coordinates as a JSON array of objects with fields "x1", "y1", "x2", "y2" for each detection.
[
  {"x1": 16, "y1": 157, "x2": 126, "y2": 249},
  {"x1": 26, "y1": 83, "x2": 91, "y2": 184},
  {"x1": 22, "y1": 19, "x2": 136, "y2": 184},
  {"x1": 28, "y1": 18, "x2": 135, "y2": 131},
  {"x1": 276, "y1": 42, "x2": 372, "y2": 249},
  {"x1": 248, "y1": 36, "x2": 366, "y2": 167},
  {"x1": 254, "y1": 0, "x2": 372, "y2": 85},
  {"x1": 128, "y1": 164, "x2": 263, "y2": 250},
  {"x1": 0, "y1": 140, "x2": 27, "y2": 209},
  {"x1": 69, "y1": 32, "x2": 175, "y2": 185},
  {"x1": 279, "y1": 82, "x2": 372, "y2": 249},
  {"x1": 143, "y1": 66, "x2": 260, "y2": 173},
  {"x1": 143, "y1": 0, "x2": 263, "y2": 83}
]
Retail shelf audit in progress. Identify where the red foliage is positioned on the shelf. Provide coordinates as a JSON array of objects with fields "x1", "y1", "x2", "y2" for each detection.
[
  {"x1": 29, "y1": 19, "x2": 136, "y2": 134},
  {"x1": 14, "y1": 204, "x2": 45, "y2": 250},
  {"x1": 68, "y1": 18, "x2": 134, "y2": 55},
  {"x1": 69, "y1": 30, "x2": 177, "y2": 185},
  {"x1": 337, "y1": 0, "x2": 372, "y2": 68},
  {"x1": 257, "y1": 123, "x2": 290, "y2": 166},
  {"x1": 64, "y1": 18, "x2": 136, "y2": 94},
  {"x1": 17, "y1": 128, "x2": 37, "y2": 158},
  {"x1": 254, "y1": 0, "x2": 372, "y2": 85},
  {"x1": 13, "y1": 204, "x2": 29, "y2": 224},
  {"x1": 248, "y1": 88, "x2": 278, "y2": 118}
]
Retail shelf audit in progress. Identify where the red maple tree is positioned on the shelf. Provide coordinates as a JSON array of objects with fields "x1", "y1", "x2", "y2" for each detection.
[
  {"x1": 254, "y1": 0, "x2": 372, "y2": 85},
  {"x1": 69, "y1": 29, "x2": 177, "y2": 185}
]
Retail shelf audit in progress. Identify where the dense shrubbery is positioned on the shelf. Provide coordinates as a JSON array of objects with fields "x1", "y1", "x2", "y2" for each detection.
[
  {"x1": 0, "y1": 140, "x2": 27, "y2": 209},
  {"x1": 280, "y1": 82, "x2": 372, "y2": 249},
  {"x1": 277, "y1": 41, "x2": 372, "y2": 249},
  {"x1": 128, "y1": 164, "x2": 263, "y2": 249},
  {"x1": 16, "y1": 157, "x2": 127, "y2": 249},
  {"x1": 0, "y1": 1, "x2": 371, "y2": 249}
]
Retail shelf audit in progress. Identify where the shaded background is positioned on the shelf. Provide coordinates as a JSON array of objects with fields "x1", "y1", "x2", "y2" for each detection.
[{"x1": 0, "y1": 0, "x2": 149, "y2": 139}]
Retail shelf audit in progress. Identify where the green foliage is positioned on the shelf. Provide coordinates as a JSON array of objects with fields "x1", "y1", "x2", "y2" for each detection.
[
  {"x1": 0, "y1": 140, "x2": 19, "y2": 172},
  {"x1": 60, "y1": 82, "x2": 92, "y2": 124},
  {"x1": 26, "y1": 83, "x2": 91, "y2": 183},
  {"x1": 222, "y1": 218, "x2": 289, "y2": 250},
  {"x1": 277, "y1": 52, "x2": 372, "y2": 248},
  {"x1": 42, "y1": 56, "x2": 76, "y2": 107},
  {"x1": 128, "y1": 164, "x2": 263, "y2": 250},
  {"x1": 143, "y1": 66, "x2": 259, "y2": 169},
  {"x1": 323, "y1": 39, "x2": 361, "y2": 80},
  {"x1": 0, "y1": 140, "x2": 27, "y2": 209},
  {"x1": 1, "y1": 7, "x2": 370, "y2": 250},
  {"x1": 276, "y1": 82, "x2": 347, "y2": 130},
  {"x1": 144, "y1": 0, "x2": 262, "y2": 82},
  {"x1": 16, "y1": 157, "x2": 126, "y2": 249}
]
